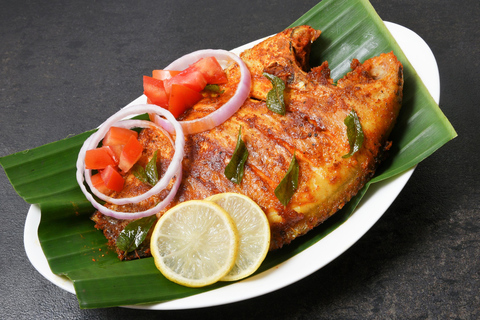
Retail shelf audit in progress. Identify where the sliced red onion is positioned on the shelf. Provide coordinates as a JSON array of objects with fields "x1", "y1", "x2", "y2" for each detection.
[
  {"x1": 151, "y1": 49, "x2": 251, "y2": 134},
  {"x1": 76, "y1": 105, "x2": 184, "y2": 219}
]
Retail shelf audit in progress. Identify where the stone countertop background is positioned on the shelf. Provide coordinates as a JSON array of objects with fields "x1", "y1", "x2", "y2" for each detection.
[{"x1": 1, "y1": 0, "x2": 478, "y2": 319}]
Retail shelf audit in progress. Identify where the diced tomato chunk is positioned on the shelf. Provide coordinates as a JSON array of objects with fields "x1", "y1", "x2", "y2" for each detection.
[
  {"x1": 100, "y1": 165, "x2": 124, "y2": 192},
  {"x1": 85, "y1": 146, "x2": 118, "y2": 170},
  {"x1": 164, "y1": 70, "x2": 207, "y2": 94},
  {"x1": 103, "y1": 127, "x2": 138, "y2": 147},
  {"x1": 103, "y1": 145, "x2": 120, "y2": 164},
  {"x1": 143, "y1": 76, "x2": 169, "y2": 108},
  {"x1": 168, "y1": 84, "x2": 203, "y2": 118},
  {"x1": 152, "y1": 70, "x2": 181, "y2": 80},
  {"x1": 108, "y1": 145, "x2": 123, "y2": 163},
  {"x1": 188, "y1": 57, "x2": 227, "y2": 84},
  {"x1": 118, "y1": 135, "x2": 143, "y2": 173},
  {"x1": 91, "y1": 172, "x2": 112, "y2": 194}
]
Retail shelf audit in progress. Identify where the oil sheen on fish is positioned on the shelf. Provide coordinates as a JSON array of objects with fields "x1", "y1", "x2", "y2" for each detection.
[{"x1": 92, "y1": 25, "x2": 404, "y2": 259}]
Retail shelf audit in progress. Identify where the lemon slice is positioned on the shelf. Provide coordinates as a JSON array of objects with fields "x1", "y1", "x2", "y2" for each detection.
[
  {"x1": 206, "y1": 193, "x2": 270, "y2": 281},
  {"x1": 150, "y1": 200, "x2": 239, "y2": 288}
]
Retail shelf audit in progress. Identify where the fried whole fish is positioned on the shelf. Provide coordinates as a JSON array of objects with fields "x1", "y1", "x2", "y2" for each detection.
[{"x1": 92, "y1": 25, "x2": 403, "y2": 259}]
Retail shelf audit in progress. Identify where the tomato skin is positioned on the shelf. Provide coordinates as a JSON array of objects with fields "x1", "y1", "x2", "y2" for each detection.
[
  {"x1": 168, "y1": 84, "x2": 203, "y2": 118},
  {"x1": 85, "y1": 146, "x2": 118, "y2": 170},
  {"x1": 118, "y1": 135, "x2": 143, "y2": 173},
  {"x1": 91, "y1": 172, "x2": 112, "y2": 194},
  {"x1": 164, "y1": 70, "x2": 207, "y2": 94},
  {"x1": 143, "y1": 76, "x2": 169, "y2": 108},
  {"x1": 103, "y1": 127, "x2": 138, "y2": 147},
  {"x1": 100, "y1": 165, "x2": 124, "y2": 192},
  {"x1": 152, "y1": 70, "x2": 181, "y2": 80},
  {"x1": 188, "y1": 57, "x2": 227, "y2": 84}
]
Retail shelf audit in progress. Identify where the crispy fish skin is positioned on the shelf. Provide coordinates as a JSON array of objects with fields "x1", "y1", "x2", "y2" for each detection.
[{"x1": 93, "y1": 25, "x2": 403, "y2": 257}]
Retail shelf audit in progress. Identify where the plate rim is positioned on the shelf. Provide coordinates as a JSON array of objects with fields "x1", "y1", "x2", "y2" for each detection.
[{"x1": 23, "y1": 21, "x2": 440, "y2": 310}]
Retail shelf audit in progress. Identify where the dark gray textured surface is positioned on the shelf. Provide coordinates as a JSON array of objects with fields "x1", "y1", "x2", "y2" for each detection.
[{"x1": 1, "y1": 0, "x2": 478, "y2": 318}]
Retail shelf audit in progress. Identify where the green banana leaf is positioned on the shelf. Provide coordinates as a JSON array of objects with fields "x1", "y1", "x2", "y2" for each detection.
[{"x1": 0, "y1": 0, "x2": 456, "y2": 309}]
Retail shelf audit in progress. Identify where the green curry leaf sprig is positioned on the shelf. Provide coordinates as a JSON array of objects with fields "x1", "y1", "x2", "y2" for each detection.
[
  {"x1": 275, "y1": 152, "x2": 299, "y2": 206},
  {"x1": 116, "y1": 215, "x2": 157, "y2": 254},
  {"x1": 342, "y1": 109, "x2": 364, "y2": 158},
  {"x1": 133, "y1": 150, "x2": 160, "y2": 186},
  {"x1": 263, "y1": 72, "x2": 286, "y2": 115},
  {"x1": 224, "y1": 126, "x2": 249, "y2": 184}
]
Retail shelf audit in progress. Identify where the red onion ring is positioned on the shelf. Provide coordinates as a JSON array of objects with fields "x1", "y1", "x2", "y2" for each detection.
[
  {"x1": 76, "y1": 105, "x2": 184, "y2": 219},
  {"x1": 151, "y1": 49, "x2": 251, "y2": 135}
]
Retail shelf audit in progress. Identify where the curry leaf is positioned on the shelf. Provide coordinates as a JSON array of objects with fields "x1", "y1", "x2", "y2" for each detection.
[
  {"x1": 342, "y1": 109, "x2": 364, "y2": 158},
  {"x1": 274, "y1": 152, "x2": 299, "y2": 206},
  {"x1": 132, "y1": 164, "x2": 149, "y2": 185},
  {"x1": 205, "y1": 84, "x2": 224, "y2": 94},
  {"x1": 132, "y1": 151, "x2": 159, "y2": 186},
  {"x1": 116, "y1": 215, "x2": 157, "y2": 253},
  {"x1": 145, "y1": 150, "x2": 159, "y2": 186},
  {"x1": 224, "y1": 126, "x2": 249, "y2": 184},
  {"x1": 263, "y1": 72, "x2": 286, "y2": 115}
]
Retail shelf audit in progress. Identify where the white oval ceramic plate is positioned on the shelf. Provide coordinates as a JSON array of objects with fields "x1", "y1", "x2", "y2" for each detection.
[{"x1": 24, "y1": 21, "x2": 440, "y2": 310}]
